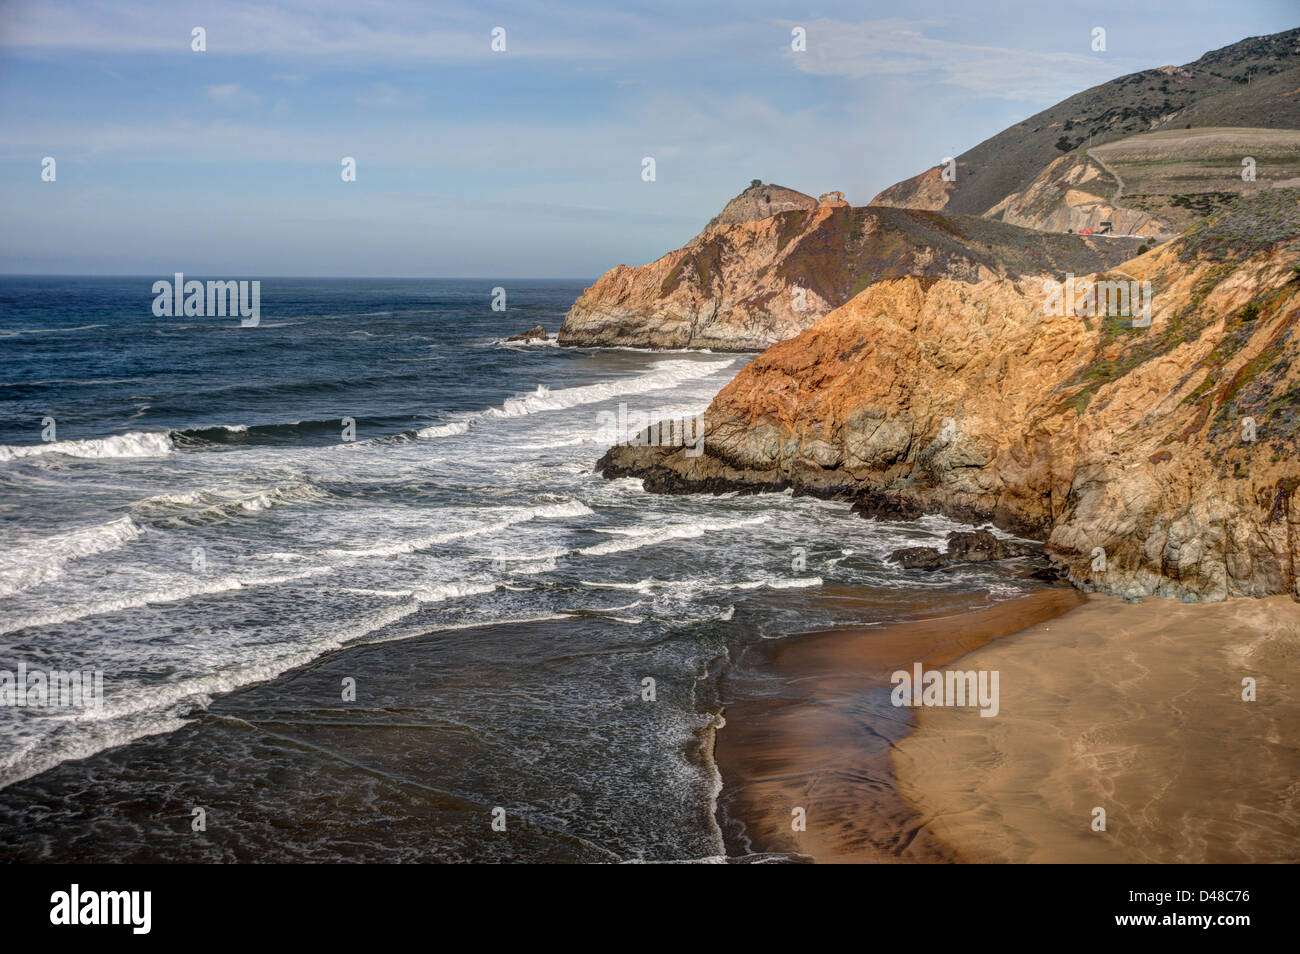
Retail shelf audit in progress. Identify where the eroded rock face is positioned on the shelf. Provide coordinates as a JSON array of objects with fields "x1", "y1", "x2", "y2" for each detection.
[
  {"x1": 871, "y1": 166, "x2": 954, "y2": 212},
  {"x1": 692, "y1": 181, "x2": 818, "y2": 239},
  {"x1": 559, "y1": 186, "x2": 1143, "y2": 351},
  {"x1": 983, "y1": 154, "x2": 1165, "y2": 237},
  {"x1": 599, "y1": 193, "x2": 1300, "y2": 601}
]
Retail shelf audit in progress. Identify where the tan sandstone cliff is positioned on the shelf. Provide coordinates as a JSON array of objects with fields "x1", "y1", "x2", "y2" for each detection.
[
  {"x1": 558, "y1": 183, "x2": 1142, "y2": 351},
  {"x1": 983, "y1": 153, "x2": 1165, "y2": 237},
  {"x1": 599, "y1": 190, "x2": 1300, "y2": 601}
]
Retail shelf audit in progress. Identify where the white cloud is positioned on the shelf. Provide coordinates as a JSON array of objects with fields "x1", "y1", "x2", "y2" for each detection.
[
  {"x1": 781, "y1": 18, "x2": 1145, "y2": 101},
  {"x1": 0, "y1": 0, "x2": 722, "y2": 63},
  {"x1": 205, "y1": 83, "x2": 261, "y2": 108}
]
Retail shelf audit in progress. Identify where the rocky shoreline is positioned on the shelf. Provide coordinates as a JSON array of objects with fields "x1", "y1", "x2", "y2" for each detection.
[
  {"x1": 596, "y1": 191, "x2": 1300, "y2": 603},
  {"x1": 573, "y1": 29, "x2": 1300, "y2": 604},
  {"x1": 598, "y1": 442, "x2": 1066, "y2": 577}
]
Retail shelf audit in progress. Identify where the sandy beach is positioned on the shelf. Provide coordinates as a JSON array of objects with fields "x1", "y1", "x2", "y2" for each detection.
[
  {"x1": 893, "y1": 593, "x2": 1300, "y2": 863},
  {"x1": 716, "y1": 588, "x2": 1300, "y2": 863},
  {"x1": 714, "y1": 587, "x2": 1087, "y2": 862}
]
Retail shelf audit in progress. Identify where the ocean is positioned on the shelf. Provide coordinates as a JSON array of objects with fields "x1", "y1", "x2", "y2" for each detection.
[{"x1": 0, "y1": 277, "x2": 1038, "y2": 862}]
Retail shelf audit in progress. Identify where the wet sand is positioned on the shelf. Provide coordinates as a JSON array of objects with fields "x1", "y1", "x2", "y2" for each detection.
[
  {"x1": 714, "y1": 587, "x2": 1087, "y2": 862},
  {"x1": 893, "y1": 594, "x2": 1300, "y2": 863}
]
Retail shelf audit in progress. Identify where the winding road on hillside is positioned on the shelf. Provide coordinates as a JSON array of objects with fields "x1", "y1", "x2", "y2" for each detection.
[{"x1": 1086, "y1": 147, "x2": 1127, "y2": 206}]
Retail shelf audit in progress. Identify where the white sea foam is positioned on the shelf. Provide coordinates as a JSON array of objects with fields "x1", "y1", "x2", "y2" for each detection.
[
  {"x1": 496, "y1": 333, "x2": 559, "y2": 348},
  {"x1": 0, "y1": 566, "x2": 333, "y2": 636},
  {"x1": 489, "y1": 358, "x2": 735, "y2": 419},
  {"x1": 336, "y1": 581, "x2": 500, "y2": 602},
  {"x1": 577, "y1": 573, "x2": 821, "y2": 595},
  {"x1": 0, "y1": 431, "x2": 174, "y2": 462},
  {"x1": 132, "y1": 478, "x2": 331, "y2": 525},
  {"x1": 578, "y1": 578, "x2": 656, "y2": 592},
  {"x1": 0, "y1": 516, "x2": 144, "y2": 596},
  {"x1": 413, "y1": 581, "x2": 499, "y2": 602},
  {"x1": 505, "y1": 557, "x2": 559, "y2": 576},
  {"x1": 0, "y1": 597, "x2": 422, "y2": 790},
  {"x1": 414, "y1": 420, "x2": 471, "y2": 439},
  {"x1": 578, "y1": 514, "x2": 769, "y2": 557},
  {"x1": 322, "y1": 499, "x2": 592, "y2": 559},
  {"x1": 762, "y1": 576, "x2": 824, "y2": 589}
]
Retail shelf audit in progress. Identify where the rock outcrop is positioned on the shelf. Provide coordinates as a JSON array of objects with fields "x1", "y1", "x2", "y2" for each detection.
[
  {"x1": 506, "y1": 325, "x2": 547, "y2": 342},
  {"x1": 559, "y1": 186, "x2": 1144, "y2": 351},
  {"x1": 983, "y1": 153, "x2": 1165, "y2": 237},
  {"x1": 692, "y1": 180, "x2": 818, "y2": 239},
  {"x1": 888, "y1": 547, "x2": 950, "y2": 570},
  {"x1": 888, "y1": 530, "x2": 1040, "y2": 571},
  {"x1": 598, "y1": 191, "x2": 1300, "y2": 601}
]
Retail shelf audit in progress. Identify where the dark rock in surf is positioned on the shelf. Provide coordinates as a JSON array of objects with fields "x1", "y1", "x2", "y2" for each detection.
[
  {"x1": 888, "y1": 547, "x2": 950, "y2": 570},
  {"x1": 945, "y1": 530, "x2": 1038, "y2": 563}
]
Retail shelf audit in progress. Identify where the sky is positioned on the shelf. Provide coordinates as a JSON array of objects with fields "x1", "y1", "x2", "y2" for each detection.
[{"x1": 1, "y1": 0, "x2": 1296, "y2": 278}]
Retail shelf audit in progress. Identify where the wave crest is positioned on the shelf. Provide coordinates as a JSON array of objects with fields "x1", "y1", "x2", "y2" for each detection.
[{"x1": 0, "y1": 431, "x2": 173, "y2": 463}]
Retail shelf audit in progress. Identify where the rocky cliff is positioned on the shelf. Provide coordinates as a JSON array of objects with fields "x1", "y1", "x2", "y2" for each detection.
[
  {"x1": 558, "y1": 184, "x2": 1143, "y2": 351},
  {"x1": 692, "y1": 180, "x2": 818, "y2": 238},
  {"x1": 599, "y1": 190, "x2": 1300, "y2": 601},
  {"x1": 982, "y1": 152, "x2": 1164, "y2": 236}
]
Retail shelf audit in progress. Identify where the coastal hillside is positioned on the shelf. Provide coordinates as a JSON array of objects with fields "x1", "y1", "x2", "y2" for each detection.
[
  {"x1": 983, "y1": 127, "x2": 1300, "y2": 237},
  {"x1": 981, "y1": 151, "x2": 1164, "y2": 237},
  {"x1": 598, "y1": 190, "x2": 1300, "y2": 601},
  {"x1": 874, "y1": 29, "x2": 1300, "y2": 231},
  {"x1": 558, "y1": 182, "x2": 1142, "y2": 351}
]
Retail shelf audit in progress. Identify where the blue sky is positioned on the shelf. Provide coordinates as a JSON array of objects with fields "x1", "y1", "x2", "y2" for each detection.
[{"x1": 1, "y1": 0, "x2": 1296, "y2": 277}]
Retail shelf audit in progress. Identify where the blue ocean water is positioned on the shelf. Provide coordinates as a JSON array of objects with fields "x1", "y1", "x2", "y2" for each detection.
[{"x1": 0, "y1": 277, "x2": 1038, "y2": 861}]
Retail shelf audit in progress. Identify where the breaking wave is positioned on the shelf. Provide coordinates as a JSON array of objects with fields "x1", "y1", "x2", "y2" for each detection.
[{"x1": 0, "y1": 431, "x2": 173, "y2": 462}]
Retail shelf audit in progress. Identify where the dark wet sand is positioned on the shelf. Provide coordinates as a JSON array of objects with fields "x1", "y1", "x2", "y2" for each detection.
[{"x1": 714, "y1": 587, "x2": 1087, "y2": 863}]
